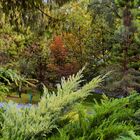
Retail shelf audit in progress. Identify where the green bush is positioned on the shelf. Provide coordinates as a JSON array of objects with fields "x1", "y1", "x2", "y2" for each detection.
[
  {"x1": 0, "y1": 68, "x2": 103, "y2": 140},
  {"x1": 49, "y1": 93, "x2": 140, "y2": 140},
  {"x1": 1, "y1": 68, "x2": 140, "y2": 140}
]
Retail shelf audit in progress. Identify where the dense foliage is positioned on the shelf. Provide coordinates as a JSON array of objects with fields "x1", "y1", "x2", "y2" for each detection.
[
  {"x1": 49, "y1": 92, "x2": 140, "y2": 140},
  {"x1": 0, "y1": 68, "x2": 103, "y2": 140},
  {"x1": 1, "y1": 73, "x2": 140, "y2": 139},
  {"x1": 1, "y1": 0, "x2": 139, "y2": 95},
  {"x1": 0, "y1": 0, "x2": 140, "y2": 139}
]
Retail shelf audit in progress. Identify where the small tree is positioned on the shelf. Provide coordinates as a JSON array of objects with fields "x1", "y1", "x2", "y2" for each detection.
[{"x1": 47, "y1": 35, "x2": 79, "y2": 86}]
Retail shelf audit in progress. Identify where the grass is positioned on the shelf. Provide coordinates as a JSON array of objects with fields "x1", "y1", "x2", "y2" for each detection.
[{"x1": 3, "y1": 92, "x2": 40, "y2": 104}]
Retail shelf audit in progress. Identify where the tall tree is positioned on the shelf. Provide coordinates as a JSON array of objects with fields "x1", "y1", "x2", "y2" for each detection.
[
  {"x1": 88, "y1": 0, "x2": 117, "y2": 79},
  {"x1": 89, "y1": 0, "x2": 140, "y2": 96}
]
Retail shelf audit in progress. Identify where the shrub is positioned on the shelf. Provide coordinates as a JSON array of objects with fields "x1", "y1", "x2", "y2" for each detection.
[
  {"x1": 49, "y1": 93, "x2": 140, "y2": 140},
  {"x1": 0, "y1": 67, "x2": 103, "y2": 140}
]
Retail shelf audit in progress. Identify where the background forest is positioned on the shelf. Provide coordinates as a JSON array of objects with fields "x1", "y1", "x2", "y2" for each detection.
[
  {"x1": 0, "y1": 0, "x2": 140, "y2": 140},
  {"x1": 0, "y1": 0, "x2": 140, "y2": 97}
]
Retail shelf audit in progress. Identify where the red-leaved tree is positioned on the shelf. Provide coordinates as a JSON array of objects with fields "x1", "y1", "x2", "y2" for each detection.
[{"x1": 47, "y1": 35, "x2": 79, "y2": 85}]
